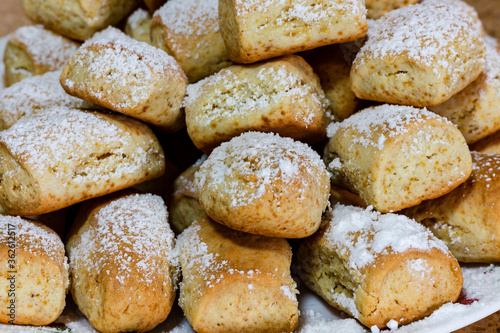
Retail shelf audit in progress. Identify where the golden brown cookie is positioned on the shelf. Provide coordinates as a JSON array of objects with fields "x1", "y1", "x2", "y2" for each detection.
[
  {"x1": 195, "y1": 131, "x2": 330, "y2": 238},
  {"x1": 0, "y1": 107, "x2": 165, "y2": 216},
  {"x1": 296, "y1": 204, "x2": 463, "y2": 329},
  {"x1": 177, "y1": 218, "x2": 299, "y2": 333},
  {"x1": 66, "y1": 191, "x2": 177, "y2": 333},
  {"x1": 219, "y1": 0, "x2": 367, "y2": 63},
  {"x1": 351, "y1": 2, "x2": 485, "y2": 107},
  {"x1": 325, "y1": 104, "x2": 472, "y2": 213},
  {"x1": 0, "y1": 216, "x2": 69, "y2": 326}
]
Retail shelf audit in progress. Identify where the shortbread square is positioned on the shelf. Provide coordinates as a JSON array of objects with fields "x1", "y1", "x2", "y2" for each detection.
[
  {"x1": 219, "y1": 0, "x2": 367, "y2": 63},
  {"x1": 351, "y1": 2, "x2": 485, "y2": 107}
]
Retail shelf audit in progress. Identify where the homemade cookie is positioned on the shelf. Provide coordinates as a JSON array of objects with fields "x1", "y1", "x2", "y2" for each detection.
[
  {"x1": 22, "y1": 0, "x2": 140, "y2": 41},
  {"x1": 195, "y1": 132, "x2": 330, "y2": 238},
  {"x1": 351, "y1": 2, "x2": 485, "y2": 107},
  {"x1": 66, "y1": 191, "x2": 178, "y2": 333},
  {"x1": 125, "y1": 8, "x2": 153, "y2": 45},
  {"x1": 184, "y1": 55, "x2": 329, "y2": 153},
  {"x1": 325, "y1": 104, "x2": 472, "y2": 213},
  {"x1": 0, "y1": 70, "x2": 97, "y2": 130},
  {"x1": 429, "y1": 36, "x2": 500, "y2": 144},
  {"x1": 3, "y1": 25, "x2": 79, "y2": 87},
  {"x1": 296, "y1": 204, "x2": 463, "y2": 329},
  {"x1": 0, "y1": 107, "x2": 165, "y2": 216},
  {"x1": 219, "y1": 0, "x2": 367, "y2": 63},
  {"x1": 0, "y1": 216, "x2": 69, "y2": 326},
  {"x1": 151, "y1": 0, "x2": 232, "y2": 82},
  {"x1": 61, "y1": 29, "x2": 188, "y2": 132},
  {"x1": 177, "y1": 218, "x2": 299, "y2": 333},
  {"x1": 403, "y1": 152, "x2": 500, "y2": 263}
]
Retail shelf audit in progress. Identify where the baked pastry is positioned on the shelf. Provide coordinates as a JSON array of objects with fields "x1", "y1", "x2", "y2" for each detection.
[
  {"x1": 219, "y1": 0, "x2": 367, "y2": 63},
  {"x1": 66, "y1": 191, "x2": 178, "y2": 333},
  {"x1": 0, "y1": 216, "x2": 69, "y2": 325},
  {"x1": 151, "y1": 0, "x2": 232, "y2": 82},
  {"x1": 168, "y1": 157, "x2": 209, "y2": 234},
  {"x1": 0, "y1": 106, "x2": 165, "y2": 216},
  {"x1": 3, "y1": 25, "x2": 79, "y2": 87},
  {"x1": 22, "y1": 0, "x2": 140, "y2": 41},
  {"x1": 403, "y1": 152, "x2": 500, "y2": 263},
  {"x1": 177, "y1": 217, "x2": 299, "y2": 333},
  {"x1": 303, "y1": 44, "x2": 370, "y2": 121},
  {"x1": 60, "y1": 29, "x2": 188, "y2": 132},
  {"x1": 325, "y1": 104, "x2": 472, "y2": 213},
  {"x1": 421, "y1": 0, "x2": 484, "y2": 34},
  {"x1": 194, "y1": 131, "x2": 330, "y2": 238},
  {"x1": 184, "y1": 55, "x2": 329, "y2": 153},
  {"x1": 125, "y1": 8, "x2": 153, "y2": 45},
  {"x1": 351, "y1": 2, "x2": 486, "y2": 107},
  {"x1": 364, "y1": 0, "x2": 419, "y2": 19},
  {"x1": 429, "y1": 36, "x2": 500, "y2": 144},
  {"x1": 0, "y1": 70, "x2": 97, "y2": 130},
  {"x1": 296, "y1": 203, "x2": 463, "y2": 329}
]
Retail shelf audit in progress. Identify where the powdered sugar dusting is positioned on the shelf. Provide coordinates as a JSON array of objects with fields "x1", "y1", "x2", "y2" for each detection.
[
  {"x1": 1, "y1": 215, "x2": 64, "y2": 263},
  {"x1": 10, "y1": 25, "x2": 78, "y2": 70},
  {"x1": 471, "y1": 152, "x2": 500, "y2": 187},
  {"x1": 354, "y1": 2, "x2": 484, "y2": 81},
  {"x1": 234, "y1": 0, "x2": 365, "y2": 26},
  {"x1": 65, "y1": 29, "x2": 182, "y2": 110},
  {"x1": 327, "y1": 104, "x2": 451, "y2": 150},
  {"x1": 69, "y1": 193, "x2": 176, "y2": 287},
  {"x1": 154, "y1": 0, "x2": 219, "y2": 55},
  {"x1": 323, "y1": 204, "x2": 451, "y2": 272},
  {"x1": 0, "y1": 70, "x2": 96, "y2": 128},
  {"x1": 483, "y1": 36, "x2": 500, "y2": 98},
  {"x1": 0, "y1": 107, "x2": 161, "y2": 184},
  {"x1": 194, "y1": 132, "x2": 327, "y2": 207},
  {"x1": 184, "y1": 62, "x2": 327, "y2": 127}
]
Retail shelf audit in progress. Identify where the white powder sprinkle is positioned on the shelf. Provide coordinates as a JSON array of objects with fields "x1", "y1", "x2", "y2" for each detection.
[
  {"x1": 154, "y1": 0, "x2": 219, "y2": 55},
  {"x1": 0, "y1": 215, "x2": 64, "y2": 263},
  {"x1": 194, "y1": 131, "x2": 327, "y2": 208},
  {"x1": 328, "y1": 104, "x2": 452, "y2": 150},
  {"x1": 9, "y1": 25, "x2": 78, "y2": 71},
  {"x1": 324, "y1": 204, "x2": 451, "y2": 272},
  {"x1": 0, "y1": 70, "x2": 96, "y2": 128},
  {"x1": 184, "y1": 62, "x2": 327, "y2": 127},
  {"x1": 69, "y1": 194, "x2": 176, "y2": 287},
  {"x1": 127, "y1": 8, "x2": 151, "y2": 32}
]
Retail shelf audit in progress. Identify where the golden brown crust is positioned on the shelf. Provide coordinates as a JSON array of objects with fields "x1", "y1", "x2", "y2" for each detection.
[
  {"x1": 184, "y1": 55, "x2": 329, "y2": 153},
  {"x1": 219, "y1": 0, "x2": 367, "y2": 63},
  {"x1": 326, "y1": 105, "x2": 472, "y2": 213},
  {"x1": 60, "y1": 31, "x2": 188, "y2": 132},
  {"x1": 0, "y1": 108, "x2": 165, "y2": 216},
  {"x1": 296, "y1": 204, "x2": 462, "y2": 329},
  {"x1": 66, "y1": 190, "x2": 177, "y2": 333},
  {"x1": 0, "y1": 216, "x2": 69, "y2": 325},
  {"x1": 178, "y1": 218, "x2": 299, "y2": 333}
]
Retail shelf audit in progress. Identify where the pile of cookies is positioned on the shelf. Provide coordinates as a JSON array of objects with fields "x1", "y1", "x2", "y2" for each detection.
[{"x1": 0, "y1": 0, "x2": 499, "y2": 332}]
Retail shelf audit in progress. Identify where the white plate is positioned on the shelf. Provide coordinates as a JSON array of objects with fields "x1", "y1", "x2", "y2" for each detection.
[{"x1": 1, "y1": 264, "x2": 499, "y2": 333}]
